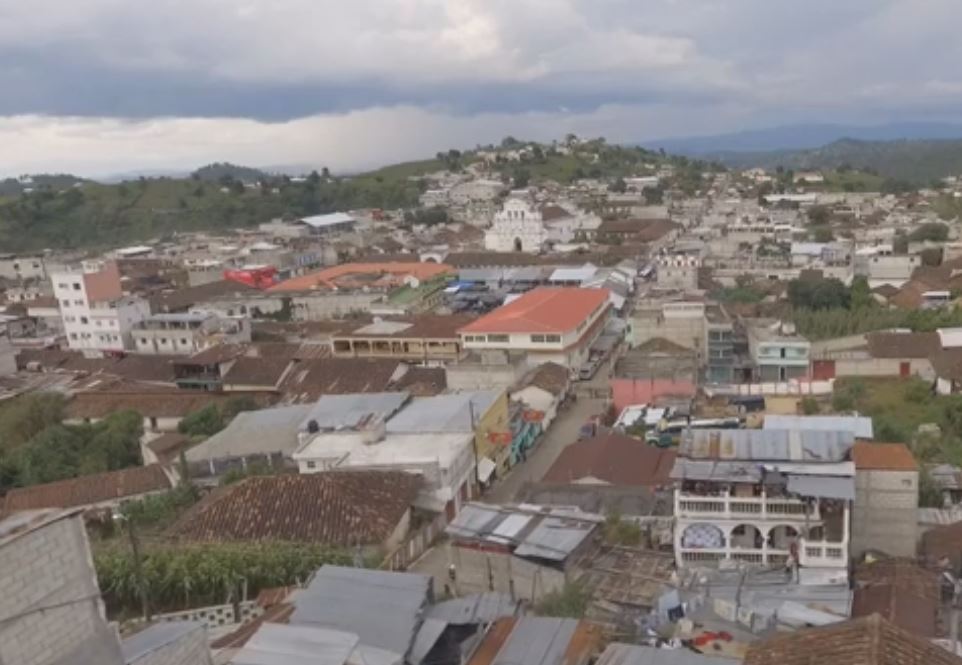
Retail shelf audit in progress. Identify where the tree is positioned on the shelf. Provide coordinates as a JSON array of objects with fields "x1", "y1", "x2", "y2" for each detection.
[
  {"x1": 800, "y1": 397, "x2": 820, "y2": 415},
  {"x1": 909, "y1": 222, "x2": 949, "y2": 243},
  {"x1": 644, "y1": 186, "x2": 664, "y2": 205},
  {"x1": 788, "y1": 277, "x2": 850, "y2": 310},
  {"x1": 812, "y1": 226, "x2": 834, "y2": 243},
  {"x1": 321, "y1": 167, "x2": 331, "y2": 180},
  {"x1": 807, "y1": 205, "x2": 830, "y2": 226},
  {"x1": 512, "y1": 168, "x2": 530, "y2": 189},
  {"x1": 849, "y1": 276, "x2": 873, "y2": 309},
  {"x1": 178, "y1": 404, "x2": 225, "y2": 438},
  {"x1": 608, "y1": 177, "x2": 627, "y2": 194}
]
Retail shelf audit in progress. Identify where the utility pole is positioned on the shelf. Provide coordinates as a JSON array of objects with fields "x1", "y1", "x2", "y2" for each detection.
[
  {"x1": 125, "y1": 517, "x2": 151, "y2": 622},
  {"x1": 469, "y1": 398, "x2": 481, "y2": 493}
]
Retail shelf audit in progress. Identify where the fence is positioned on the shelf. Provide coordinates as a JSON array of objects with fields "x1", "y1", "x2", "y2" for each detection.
[
  {"x1": 381, "y1": 512, "x2": 447, "y2": 571},
  {"x1": 130, "y1": 600, "x2": 263, "y2": 630},
  {"x1": 703, "y1": 379, "x2": 834, "y2": 397}
]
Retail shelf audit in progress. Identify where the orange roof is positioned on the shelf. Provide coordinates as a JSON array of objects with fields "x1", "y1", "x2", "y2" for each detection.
[
  {"x1": 268, "y1": 262, "x2": 453, "y2": 293},
  {"x1": 852, "y1": 442, "x2": 918, "y2": 471},
  {"x1": 460, "y1": 287, "x2": 610, "y2": 335}
]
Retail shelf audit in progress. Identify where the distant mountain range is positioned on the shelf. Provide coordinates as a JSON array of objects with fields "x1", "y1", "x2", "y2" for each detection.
[
  {"x1": 644, "y1": 122, "x2": 962, "y2": 183},
  {"x1": 646, "y1": 122, "x2": 962, "y2": 154}
]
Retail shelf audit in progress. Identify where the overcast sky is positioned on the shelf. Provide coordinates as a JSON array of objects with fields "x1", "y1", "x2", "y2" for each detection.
[{"x1": 3, "y1": 0, "x2": 962, "y2": 177}]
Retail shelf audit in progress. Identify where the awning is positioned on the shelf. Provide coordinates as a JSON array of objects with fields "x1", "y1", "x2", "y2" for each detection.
[
  {"x1": 786, "y1": 474, "x2": 854, "y2": 500},
  {"x1": 477, "y1": 457, "x2": 497, "y2": 483}
]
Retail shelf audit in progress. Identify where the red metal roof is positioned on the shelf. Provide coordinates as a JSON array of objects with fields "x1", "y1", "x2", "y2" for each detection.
[{"x1": 459, "y1": 287, "x2": 610, "y2": 335}]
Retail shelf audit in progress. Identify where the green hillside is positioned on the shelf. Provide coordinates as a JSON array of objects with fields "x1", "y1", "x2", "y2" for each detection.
[
  {"x1": 719, "y1": 138, "x2": 962, "y2": 183},
  {"x1": 0, "y1": 139, "x2": 705, "y2": 252},
  {"x1": 0, "y1": 171, "x2": 423, "y2": 252}
]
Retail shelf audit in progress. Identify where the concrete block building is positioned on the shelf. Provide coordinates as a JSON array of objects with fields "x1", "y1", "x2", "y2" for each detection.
[
  {"x1": 0, "y1": 509, "x2": 124, "y2": 665},
  {"x1": 850, "y1": 442, "x2": 919, "y2": 558}
]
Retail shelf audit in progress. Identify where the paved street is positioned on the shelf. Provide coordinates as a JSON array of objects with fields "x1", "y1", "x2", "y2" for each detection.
[{"x1": 482, "y1": 394, "x2": 607, "y2": 503}]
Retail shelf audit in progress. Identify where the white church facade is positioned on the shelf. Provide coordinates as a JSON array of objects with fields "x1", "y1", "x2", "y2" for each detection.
[{"x1": 484, "y1": 198, "x2": 601, "y2": 253}]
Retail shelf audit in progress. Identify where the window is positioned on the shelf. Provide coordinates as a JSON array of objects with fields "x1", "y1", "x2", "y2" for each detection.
[
  {"x1": 80, "y1": 317, "x2": 88, "y2": 324},
  {"x1": 69, "y1": 333, "x2": 77, "y2": 340},
  {"x1": 181, "y1": 338, "x2": 188, "y2": 345},
  {"x1": 74, "y1": 299, "x2": 83, "y2": 306},
  {"x1": 531, "y1": 334, "x2": 545, "y2": 343},
  {"x1": 58, "y1": 283, "x2": 68, "y2": 289},
  {"x1": 487, "y1": 334, "x2": 509, "y2": 343},
  {"x1": 306, "y1": 461, "x2": 316, "y2": 469},
  {"x1": 545, "y1": 334, "x2": 561, "y2": 343},
  {"x1": 64, "y1": 316, "x2": 75, "y2": 323},
  {"x1": 72, "y1": 283, "x2": 81, "y2": 290},
  {"x1": 140, "y1": 338, "x2": 148, "y2": 345},
  {"x1": 61, "y1": 299, "x2": 70, "y2": 307}
]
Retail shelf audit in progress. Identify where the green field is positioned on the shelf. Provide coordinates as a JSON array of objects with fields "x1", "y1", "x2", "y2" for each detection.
[{"x1": 819, "y1": 170, "x2": 885, "y2": 192}]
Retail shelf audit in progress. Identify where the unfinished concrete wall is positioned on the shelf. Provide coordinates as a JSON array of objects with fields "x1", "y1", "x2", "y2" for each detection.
[
  {"x1": 0, "y1": 514, "x2": 122, "y2": 665},
  {"x1": 852, "y1": 469, "x2": 918, "y2": 558}
]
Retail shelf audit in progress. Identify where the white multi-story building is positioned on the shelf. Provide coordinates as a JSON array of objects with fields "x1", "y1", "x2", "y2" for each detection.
[
  {"x1": 672, "y1": 428, "x2": 854, "y2": 582},
  {"x1": 51, "y1": 261, "x2": 150, "y2": 355},
  {"x1": 0, "y1": 253, "x2": 46, "y2": 281},
  {"x1": 459, "y1": 287, "x2": 611, "y2": 369},
  {"x1": 654, "y1": 254, "x2": 700, "y2": 291},
  {"x1": 132, "y1": 311, "x2": 252, "y2": 355}
]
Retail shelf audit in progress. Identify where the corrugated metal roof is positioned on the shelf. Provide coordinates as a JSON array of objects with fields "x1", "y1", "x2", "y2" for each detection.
[
  {"x1": 763, "y1": 415, "x2": 873, "y2": 439},
  {"x1": 386, "y1": 391, "x2": 500, "y2": 433},
  {"x1": 446, "y1": 504, "x2": 599, "y2": 562},
  {"x1": 409, "y1": 618, "x2": 447, "y2": 665},
  {"x1": 513, "y1": 516, "x2": 594, "y2": 561},
  {"x1": 231, "y1": 623, "x2": 358, "y2": 665},
  {"x1": 426, "y1": 593, "x2": 520, "y2": 625},
  {"x1": 492, "y1": 617, "x2": 579, "y2": 665},
  {"x1": 300, "y1": 212, "x2": 356, "y2": 228},
  {"x1": 289, "y1": 566, "x2": 430, "y2": 657},
  {"x1": 595, "y1": 643, "x2": 739, "y2": 665},
  {"x1": 121, "y1": 621, "x2": 205, "y2": 663},
  {"x1": 446, "y1": 503, "x2": 505, "y2": 539},
  {"x1": 299, "y1": 392, "x2": 409, "y2": 432},
  {"x1": 680, "y1": 428, "x2": 854, "y2": 462},
  {"x1": 670, "y1": 458, "x2": 764, "y2": 482},
  {"x1": 786, "y1": 475, "x2": 855, "y2": 500},
  {"x1": 185, "y1": 404, "x2": 313, "y2": 462}
]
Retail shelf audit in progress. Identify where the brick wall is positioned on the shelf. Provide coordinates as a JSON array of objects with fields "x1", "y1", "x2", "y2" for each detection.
[{"x1": 0, "y1": 514, "x2": 122, "y2": 665}]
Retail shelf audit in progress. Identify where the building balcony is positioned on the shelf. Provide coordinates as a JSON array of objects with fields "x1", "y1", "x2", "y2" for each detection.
[
  {"x1": 798, "y1": 538, "x2": 847, "y2": 567},
  {"x1": 676, "y1": 491, "x2": 819, "y2": 522}
]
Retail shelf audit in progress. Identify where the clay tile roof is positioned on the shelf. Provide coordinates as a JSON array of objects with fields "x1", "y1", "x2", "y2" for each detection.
[
  {"x1": 66, "y1": 390, "x2": 270, "y2": 420},
  {"x1": 516, "y1": 362, "x2": 570, "y2": 396},
  {"x1": 151, "y1": 279, "x2": 258, "y2": 312},
  {"x1": 931, "y1": 348, "x2": 962, "y2": 382},
  {"x1": 167, "y1": 471, "x2": 421, "y2": 545},
  {"x1": 459, "y1": 287, "x2": 610, "y2": 335},
  {"x1": 145, "y1": 432, "x2": 190, "y2": 464},
  {"x1": 852, "y1": 559, "x2": 940, "y2": 637},
  {"x1": 540, "y1": 204, "x2": 572, "y2": 221},
  {"x1": 392, "y1": 366, "x2": 447, "y2": 396},
  {"x1": 921, "y1": 520, "x2": 962, "y2": 567},
  {"x1": 744, "y1": 614, "x2": 961, "y2": 665},
  {"x1": 634, "y1": 337, "x2": 695, "y2": 356},
  {"x1": 866, "y1": 332, "x2": 940, "y2": 359},
  {"x1": 852, "y1": 442, "x2": 918, "y2": 471},
  {"x1": 2, "y1": 465, "x2": 172, "y2": 512},
  {"x1": 542, "y1": 431, "x2": 676, "y2": 487},
  {"x1": 221, "y1": 356, "x2": 293, "y2": 389},
  {"x1": 279, "y1": 358, "x2": 408, "y2": 402},
  {"x1": 267, "y1": 262, "x2": 453, "y2": 293}
]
